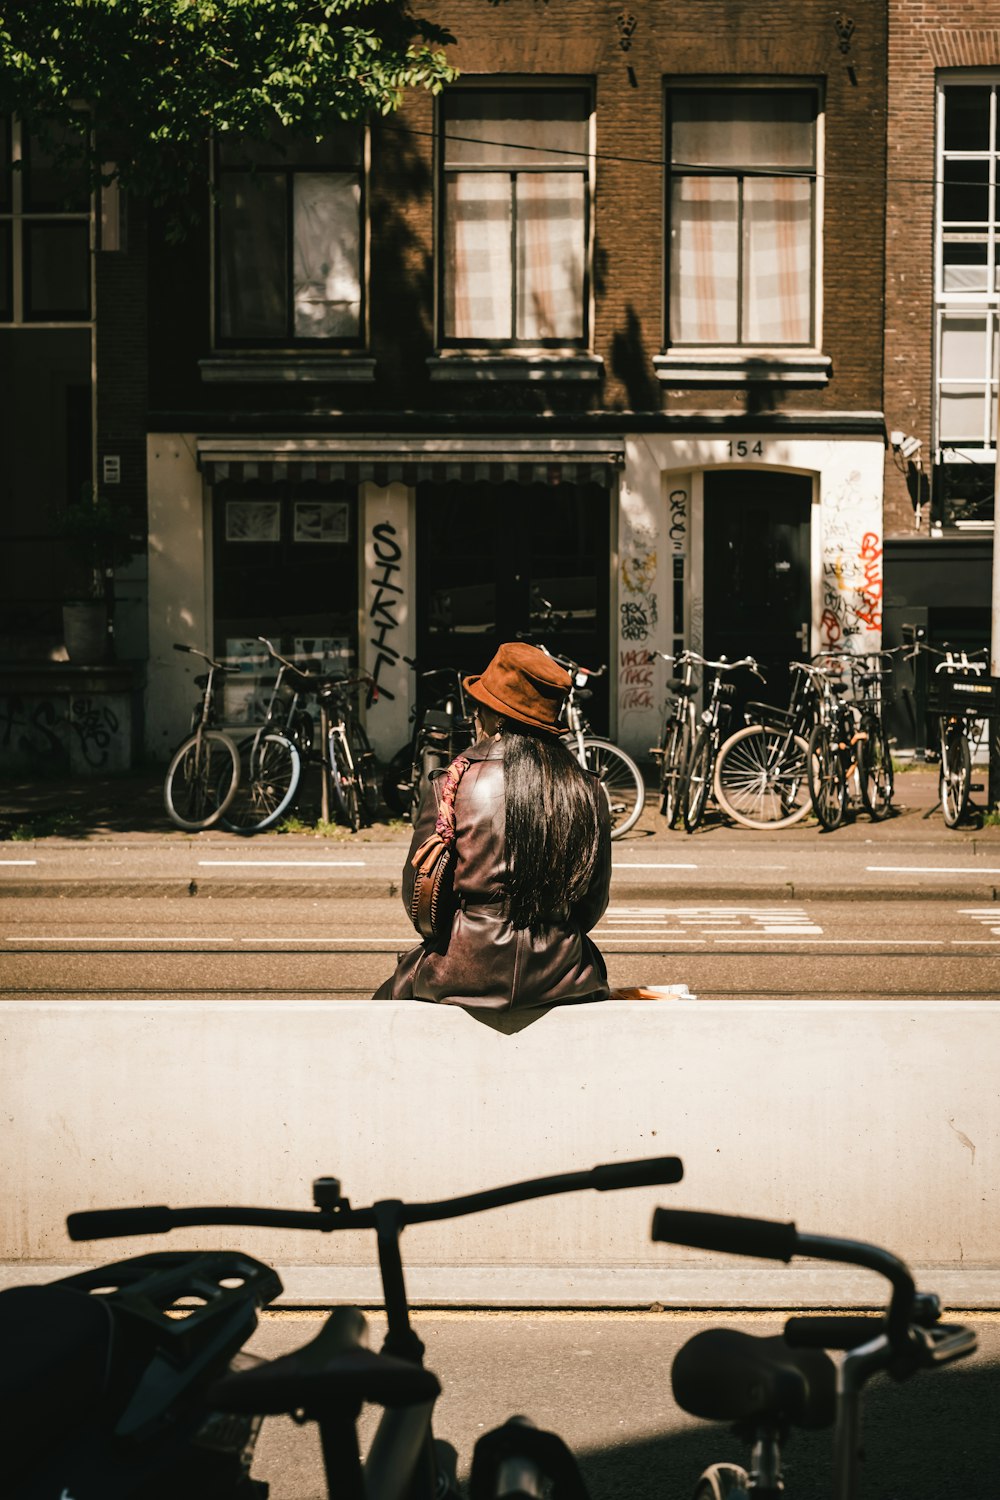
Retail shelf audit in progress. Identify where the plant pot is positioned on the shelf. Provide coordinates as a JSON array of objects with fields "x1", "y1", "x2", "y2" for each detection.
[{"x1": 63, "y1": 601, "x2": 109, "y2": 663}]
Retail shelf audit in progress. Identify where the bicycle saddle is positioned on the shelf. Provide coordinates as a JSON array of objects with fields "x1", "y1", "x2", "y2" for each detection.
[
  {"x1": 668, "y1": 678, "x2": 697, "y2": 697},
  {"x1": 209, "y1": 1306, "x2": 441, "y2": 1416},
  {"x1": 672, "y1": 1329, "x2": 836, "y2": 1430}
]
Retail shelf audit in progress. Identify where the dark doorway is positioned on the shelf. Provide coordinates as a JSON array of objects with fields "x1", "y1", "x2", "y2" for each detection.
[
  {"x1": 416, "y1": 480, "x2": 611, "y2": 730},
  {"x1": 703, "y1": 470, "x2": 812, "y2": 709}
]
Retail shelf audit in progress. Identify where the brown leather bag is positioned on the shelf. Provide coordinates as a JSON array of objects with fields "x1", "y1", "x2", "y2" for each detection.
[{"x1": 408, "y1": 755, "x2": 470, "y2": 942}]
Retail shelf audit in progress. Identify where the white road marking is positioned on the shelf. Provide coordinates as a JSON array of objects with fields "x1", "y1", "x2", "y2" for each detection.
[
  {"x1": 595, "y1": 906, "x2": 825, "y2": 939},
  {"x1": 4, "y1": 935, "x2": 235, "y2": 943},
  {"x1": 0, "y1": 859, "x2": 38, "y2": 865},
  {"x1": 612, "y1": 863, "x2": 698, "y2": 869},
  {"x1": 868, "y1": 865, "x2": 1000, "y2": 875},
  {"x1": 197, "y1": 859, "x2": 366, "y2": 868}
]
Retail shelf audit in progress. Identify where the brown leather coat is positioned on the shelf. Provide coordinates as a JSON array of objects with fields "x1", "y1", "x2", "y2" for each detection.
[{"x1": 373, "y1": 737, "x2": 612, "y2": 1013}]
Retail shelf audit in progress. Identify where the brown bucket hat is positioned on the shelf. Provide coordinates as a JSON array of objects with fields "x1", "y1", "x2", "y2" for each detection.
[{"x1": 464, "y1": 642, "x2": 571, "y2": 735}]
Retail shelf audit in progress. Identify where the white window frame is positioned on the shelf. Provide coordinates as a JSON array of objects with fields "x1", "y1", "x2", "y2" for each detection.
[
  {"x1": 436, "y1": 78, "x2": 596, "y2": 351},
  {"x1": 934, "y1": 73, "x2": 1000, "y2": 464},
  {"x1": 664, "y1": 78, "x2": 824, "y2": 354}
]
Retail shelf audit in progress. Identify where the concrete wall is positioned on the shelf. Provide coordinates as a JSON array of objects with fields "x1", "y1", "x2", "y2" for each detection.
[{"x1": 2, "y1": 1000, "x2": 996, "y2": 1307}]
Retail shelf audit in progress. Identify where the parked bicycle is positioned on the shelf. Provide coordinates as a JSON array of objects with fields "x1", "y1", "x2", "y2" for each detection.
[
  {"x1": 66, "y1": 1154, "x2": 684, "y2": 1500},
  {"x1": 678, "y1": 654, "x2": 762, "y2": 833},
  {"x1": 920, "y1": 643, "x2": 992, "y2": 827},
  {"x1": 652, "y1": 1205, "x2": 976, "y2": 1499},
  {"x1": 221, "y1": 640, "x2": 379, "y2": 835},
  {"x1": 162, "y1": 643, "x2": 241, "y2": 832},
  {"x1": 648, "y1": 649, "x2": 699, "y2": 827},
  {"x1": 804, "y1": 657, "x2": 863, "y2": 832},
  {"x1": 535, "y1": 643, "x2": 646, "y2": 838},
  {"x1": 383, "y1": 660, "x2": 476, "y2": 821},
  {"x1": 712, "y1": 663, "x2": 819, "y2": 830},
  {"x1": 849, "y1": 648, "x2": 900, "y2": 822}
]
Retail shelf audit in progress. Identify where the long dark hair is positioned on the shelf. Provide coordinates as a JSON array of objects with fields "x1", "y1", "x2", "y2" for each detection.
[{"x1": 500, "y1": 728, "x2": 601, "y2": 934}]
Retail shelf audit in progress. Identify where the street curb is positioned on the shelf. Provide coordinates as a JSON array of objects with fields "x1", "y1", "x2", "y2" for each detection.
[{"x1": 2, "y1": 877, "x2": 999, "y2": 902}]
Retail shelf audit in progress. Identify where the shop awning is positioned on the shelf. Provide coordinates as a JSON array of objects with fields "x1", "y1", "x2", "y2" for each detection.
[{"x1": 196, "y1": 436, "x2": 625, "y2": 488}]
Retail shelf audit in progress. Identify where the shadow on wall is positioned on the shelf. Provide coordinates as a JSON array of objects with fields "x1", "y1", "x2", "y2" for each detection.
[
  {"x1": 743, "y1": 357, "x2": 792, "y2": 419},
  {"x1": 610, "y1": 305, "x2": 660, "y2": 411},
  {"x1": 371, "y1": 116, "x2": 435, "y2": 383}
]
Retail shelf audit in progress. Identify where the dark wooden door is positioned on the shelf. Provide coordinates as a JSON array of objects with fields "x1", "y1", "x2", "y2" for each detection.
[{"x1": 703, "y1": 471, "x2": 812, "y2": 710}]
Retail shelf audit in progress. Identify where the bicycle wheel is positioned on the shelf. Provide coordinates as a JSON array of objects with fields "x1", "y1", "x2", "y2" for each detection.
[
  {"x1": 858, "y1": 717, "x2": 894, "y2": 821},
  {"x1": 940, "y1": 725, "x2": 971, "y2": 828},
  {"x1": 660, "y1": 717, "x2": 693, "y2": 827},
  {"x1": 221, "y1": 734, "x2": 301, "y2": 835},
  {"x1": 714, "y1": 724, "x2": 812, "y2": 830},
  {"x1": 349, "y1": 720, "x2": 380, "y2": 822},
  {"x1": 807, "y1": 724, "x2": 847, "y2": 831},
  {"x1": 582, "y1": 737, "x2": 645, "y2": 838},
  {"x1": 682, "y1": 729, "x2": 713, "y2": 833},
  {"x1": 164, "y1": 730, "x2": 240, "y2": 832},
  {"x1": 693, "y1": 1464, "x2": 751, "y2": 1500},
  {"x1": 330, "y1": 730, "x2": 361, "y2": 832}
]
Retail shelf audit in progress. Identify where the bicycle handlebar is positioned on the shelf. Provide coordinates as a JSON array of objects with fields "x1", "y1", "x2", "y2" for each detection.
[
  {"x1": 172, "y1": 643, "x2": 233, "y2": 673},
  {"x1": 651, "y1": 1208, "x2": 916, "y2": 1351},
  {"x1": 67, "y1": 1156, "x2": 684, "y2": 1243}
]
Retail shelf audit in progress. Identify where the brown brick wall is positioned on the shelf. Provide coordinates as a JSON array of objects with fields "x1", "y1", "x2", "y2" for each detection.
[
  {"x1": 142, "y1": 0, "x2": 888, "y2": 427},
  {"x1": 884, "y1": 2, "x2": 1000, "y2": 536}
]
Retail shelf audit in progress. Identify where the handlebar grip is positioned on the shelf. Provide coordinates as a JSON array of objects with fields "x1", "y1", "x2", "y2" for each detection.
[
  {"x1": 651, "y1": 1209, "x2": 798, "y2": 1262},
  {"x1": 67, "y1": 1206, "x2": 174, "y2": 1241},
  {"x1": 591, "y1": 1156, "x2": 684, "y2": 1192},
  {"x1": 172, "y1": 643, "x2": 193, "y2": 653},
  {"x1": 784, "y1": 1315, "x2": 883, "y2": 1350}
]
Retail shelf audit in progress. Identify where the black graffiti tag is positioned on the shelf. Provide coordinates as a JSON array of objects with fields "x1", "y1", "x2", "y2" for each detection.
[{"x1": 367, "y1": 521, "x2": 404, "y2": 703}]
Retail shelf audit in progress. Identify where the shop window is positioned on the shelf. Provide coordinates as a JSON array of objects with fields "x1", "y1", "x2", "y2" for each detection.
[
  {"x1": 440, "y1": 88, "x2": 591, "y2": 346},
  {"x1": 215, "y1": 125, "x2": 364, "y2": 345},
  {"x1": 0, "y1": 117, "x2": 92, "y2": 324},
  {"x1": 212, "y1": 484, "x2": 359, "y2": 721},
  {"x1": 935, "y1": 80, "x2": 1000, "y2": 472},
  {"x1": 666, "y1": 87, "x2": 818, "y2": 348}
]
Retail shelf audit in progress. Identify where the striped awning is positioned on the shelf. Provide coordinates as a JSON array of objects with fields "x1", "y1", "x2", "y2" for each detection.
[{"x1": 196, "y1": 437, "x2": 625, "y2": 489}]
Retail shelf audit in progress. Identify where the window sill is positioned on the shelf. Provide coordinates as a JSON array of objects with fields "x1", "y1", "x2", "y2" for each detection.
[
  {"x1": 199, "y1": 356, "x2": 376, "y2": 385},
  {"x1": 427, "y1": 354, "x2": 603, "y2": 383},
  {"x1": 654, "y1": 353, "x2": 832, "y2": 386}
]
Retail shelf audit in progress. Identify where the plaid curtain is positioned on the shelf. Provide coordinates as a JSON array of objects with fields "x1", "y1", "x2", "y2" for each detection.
[
  {"x1": 516, "y1": 172, "x2": 585, "y2": 340},
  {"x1": 444, "y1": 173, "x2": 512, "y2": 338},
  {"x1": 744, "y1": 178, "x2": 812, "y2": 343}
]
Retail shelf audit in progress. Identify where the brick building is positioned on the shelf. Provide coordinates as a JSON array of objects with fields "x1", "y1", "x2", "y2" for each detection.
[
  {"x1": 882, "y1": 2, "x2": 1000, "y2": 707},
  {"x1": 2, "y1": 0, "x2": 894, "y2": 770}
]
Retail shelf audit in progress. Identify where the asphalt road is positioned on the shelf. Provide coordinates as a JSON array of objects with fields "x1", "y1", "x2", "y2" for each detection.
[
  {"x1": 3, "y1": 892, "x2": 999, "y2": 999},
  {"x1": 244, "y1": 1310, "x2": 999, "y2": 1500}
]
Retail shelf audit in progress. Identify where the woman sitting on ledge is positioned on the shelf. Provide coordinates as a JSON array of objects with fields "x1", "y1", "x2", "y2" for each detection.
[{"x1": 373, "y1": 641, "x2": 612, "y2": 1016}]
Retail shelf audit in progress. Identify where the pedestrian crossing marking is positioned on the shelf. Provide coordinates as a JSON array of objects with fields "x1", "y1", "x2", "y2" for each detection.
[{"x1": 596, "y1": 906, "x2": 823, "y2": 940}]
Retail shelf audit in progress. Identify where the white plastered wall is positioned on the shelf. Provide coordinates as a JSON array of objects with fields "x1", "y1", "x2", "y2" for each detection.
[
  {"x1": 146, "y1": 434, "x2": 210, "y2": 761},
  {"x1": 614, "y1": 433, "x2": 885, "y2": 764}
]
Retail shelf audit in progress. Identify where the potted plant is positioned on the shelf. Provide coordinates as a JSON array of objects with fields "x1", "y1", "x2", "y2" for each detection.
[{"x1": 60, "y1": 490, "x2": 140, "y2": 663}]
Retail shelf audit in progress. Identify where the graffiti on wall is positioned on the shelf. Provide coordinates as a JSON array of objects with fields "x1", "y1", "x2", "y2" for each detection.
[
  {"x1": 820, "y1": 473, "x2": 882, "y2": 652},
  {"x1": 367, "y1": 519, "x2": 404, "y2": 703},
  {"x1": 618, "y1": 646, "x2": 655, "y2": 712},
  {"x1": 0, "y1": 693, "x2": 127, "y2": 771}
]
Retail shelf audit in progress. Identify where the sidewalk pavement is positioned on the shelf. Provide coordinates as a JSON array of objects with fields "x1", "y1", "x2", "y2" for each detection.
[{"x1": 3, "y1": 760, "x2": 1000, "y2": 903}]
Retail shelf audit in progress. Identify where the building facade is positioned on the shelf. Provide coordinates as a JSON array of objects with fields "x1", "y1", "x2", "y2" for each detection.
[
  {"x1": 2, "y1": 0, "x2": 896, "y2": 771},
  {"x1": 882, "y1": 0, "x2": 1000, "y2": 741}
]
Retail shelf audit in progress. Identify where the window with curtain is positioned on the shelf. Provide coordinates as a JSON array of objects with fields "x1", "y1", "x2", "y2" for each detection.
[
  {"x1": 216, "y1": 125, "x2": 364, "y2": 346},
  {"x1": 667, "y1": 88, "x2": 818, "y2": 348},
  {"x1": 441, "y1": 89, "x2": 590, "y2": 346},
  {"x1": 935, "y1": 81, "x2": 1000, "y2": 454}
]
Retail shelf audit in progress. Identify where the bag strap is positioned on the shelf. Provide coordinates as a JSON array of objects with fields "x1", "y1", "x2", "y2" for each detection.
[{"x1": 410, "y1": 754, "x2": 472, "y2": 872}]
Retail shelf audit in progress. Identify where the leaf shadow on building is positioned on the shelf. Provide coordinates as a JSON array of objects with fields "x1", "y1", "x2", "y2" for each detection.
[{"x1": 610, "y1": 305, "x2": 659, "y2": 411}]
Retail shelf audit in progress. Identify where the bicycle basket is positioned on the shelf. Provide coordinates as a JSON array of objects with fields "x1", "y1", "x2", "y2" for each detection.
[
  {"x1": 745, "y1": 701, "x2": 798, "y2": 732},
  {"x1": 928, "y1": 672, "x2": 1000, "y2": 717}
]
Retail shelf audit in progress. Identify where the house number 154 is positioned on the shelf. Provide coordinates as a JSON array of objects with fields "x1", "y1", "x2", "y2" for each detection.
[{"x1": 727, "y1": 440, "x2": 764, "y2": 458}]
